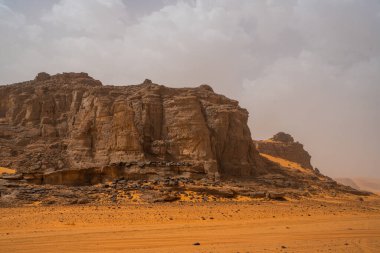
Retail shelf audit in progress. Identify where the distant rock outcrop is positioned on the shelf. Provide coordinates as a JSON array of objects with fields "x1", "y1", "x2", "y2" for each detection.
[
  {"x1": 0, "y1": 72, "x2": 265, "y2": 183},
  {"x1": 335, "y1": 178, "x2": 380, "y2": 194},
  {"x1": 334, "y1": 178, "x2": 361, "y2": 190},
  {"x1": 254, "y1": 132, "x2": 313, "y2": 169}
]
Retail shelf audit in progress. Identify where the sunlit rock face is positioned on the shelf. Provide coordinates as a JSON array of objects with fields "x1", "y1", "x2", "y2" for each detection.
[
  {"x1": 254, "y1": 132, "x2": 313, "y2": 170},
  {"x1": 0, "y1": 72, "x2": 265, "y2": 181}
]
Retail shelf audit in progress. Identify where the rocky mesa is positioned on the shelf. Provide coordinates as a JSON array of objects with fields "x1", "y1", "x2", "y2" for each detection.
[
  {"x1": 0, "y1": 72, "x2": 372, "y2": 207},
  {"x1": 254, "y1": 132, "x2": 313, "y2": 170},
  {"x1": 0, "y1": 72, "x2": 265, "y2": 184}
]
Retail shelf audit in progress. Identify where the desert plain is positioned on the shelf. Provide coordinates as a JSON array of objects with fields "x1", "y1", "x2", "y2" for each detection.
[{"x1": 1, "y1": 194, "x2": 380, "y2": 253}]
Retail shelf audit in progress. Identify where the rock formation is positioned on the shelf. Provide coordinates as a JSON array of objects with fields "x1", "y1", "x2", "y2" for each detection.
[
  {"x1": 0, "y1": 72, "x2": 372, "y2": 203},
  {"x1": 0, "y1": 72, "x2": 265, "y2": 184},
  {"x1": 254, "y1": 132, "x2": 313, "y2": 169}
]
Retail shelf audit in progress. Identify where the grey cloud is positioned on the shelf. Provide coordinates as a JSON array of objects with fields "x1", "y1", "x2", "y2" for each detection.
[{"x1": 0, "y1": 0, "x2": 379, "y2": 177}]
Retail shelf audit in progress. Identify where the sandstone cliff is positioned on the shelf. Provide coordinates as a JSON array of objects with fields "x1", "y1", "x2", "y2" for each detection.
[
  {"x1": 0, "y1": 72, "x2": 264, "y2": 182},
  {"x1": 254, "y1": 132, "x2": 313, "y2": 170}
]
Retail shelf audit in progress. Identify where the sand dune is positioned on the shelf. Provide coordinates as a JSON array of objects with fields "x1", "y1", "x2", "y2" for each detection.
[{"x1": 259, "y1": 153, "x2": 311, "y2": 174}]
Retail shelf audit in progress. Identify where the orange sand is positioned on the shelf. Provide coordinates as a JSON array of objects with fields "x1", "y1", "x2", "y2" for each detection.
[
  {"x1": 260, "y1": 153, "x2": 311, "y2": 174},
  {"x1": 0, "y1": 167, "x2": 15, "y2": 174},
  {"x1": 1, "y1": 197, "x2": 379, "y2": 252}
]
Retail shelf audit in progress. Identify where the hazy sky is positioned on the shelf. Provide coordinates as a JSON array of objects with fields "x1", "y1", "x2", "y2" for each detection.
[{"x1": 1, "y1": 0, "x2": 379, "y2": 178}]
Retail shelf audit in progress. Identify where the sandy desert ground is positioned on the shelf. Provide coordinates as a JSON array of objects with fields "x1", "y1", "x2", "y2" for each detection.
[{"x1": 1, "y1": 195, "x2": 380, "y2": 253}]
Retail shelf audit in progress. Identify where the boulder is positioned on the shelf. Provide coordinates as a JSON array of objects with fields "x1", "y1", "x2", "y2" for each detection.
[
  {"x1": 141, "y1": 191, "x2": 180, "y2": 203},
  {"x1": 267, "y1": 191, "x2": 286, "y2": 200},
  {"x1": 187, "y1": 186, "x2": 235, "y2": 198},
  {"x1": 248, "y1": 191, "x2": 267, "y2": 198}
]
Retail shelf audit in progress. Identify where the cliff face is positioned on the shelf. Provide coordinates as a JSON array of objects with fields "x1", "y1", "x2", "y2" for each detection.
[
  {"x1": 0, "y1": 72, "x2": 263, "y2": 181},
  {"x1": 254, "y1": 132, "x2": 313, "y2": 169}
]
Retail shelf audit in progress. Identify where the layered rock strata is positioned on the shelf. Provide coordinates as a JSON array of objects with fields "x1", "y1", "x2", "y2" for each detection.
[
  {"x1": 0, "y1": 72, "x2": 264, "y2": 184},
  {"x1": 254, "y1": 132, "x2": 313, "y2": 169}
]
